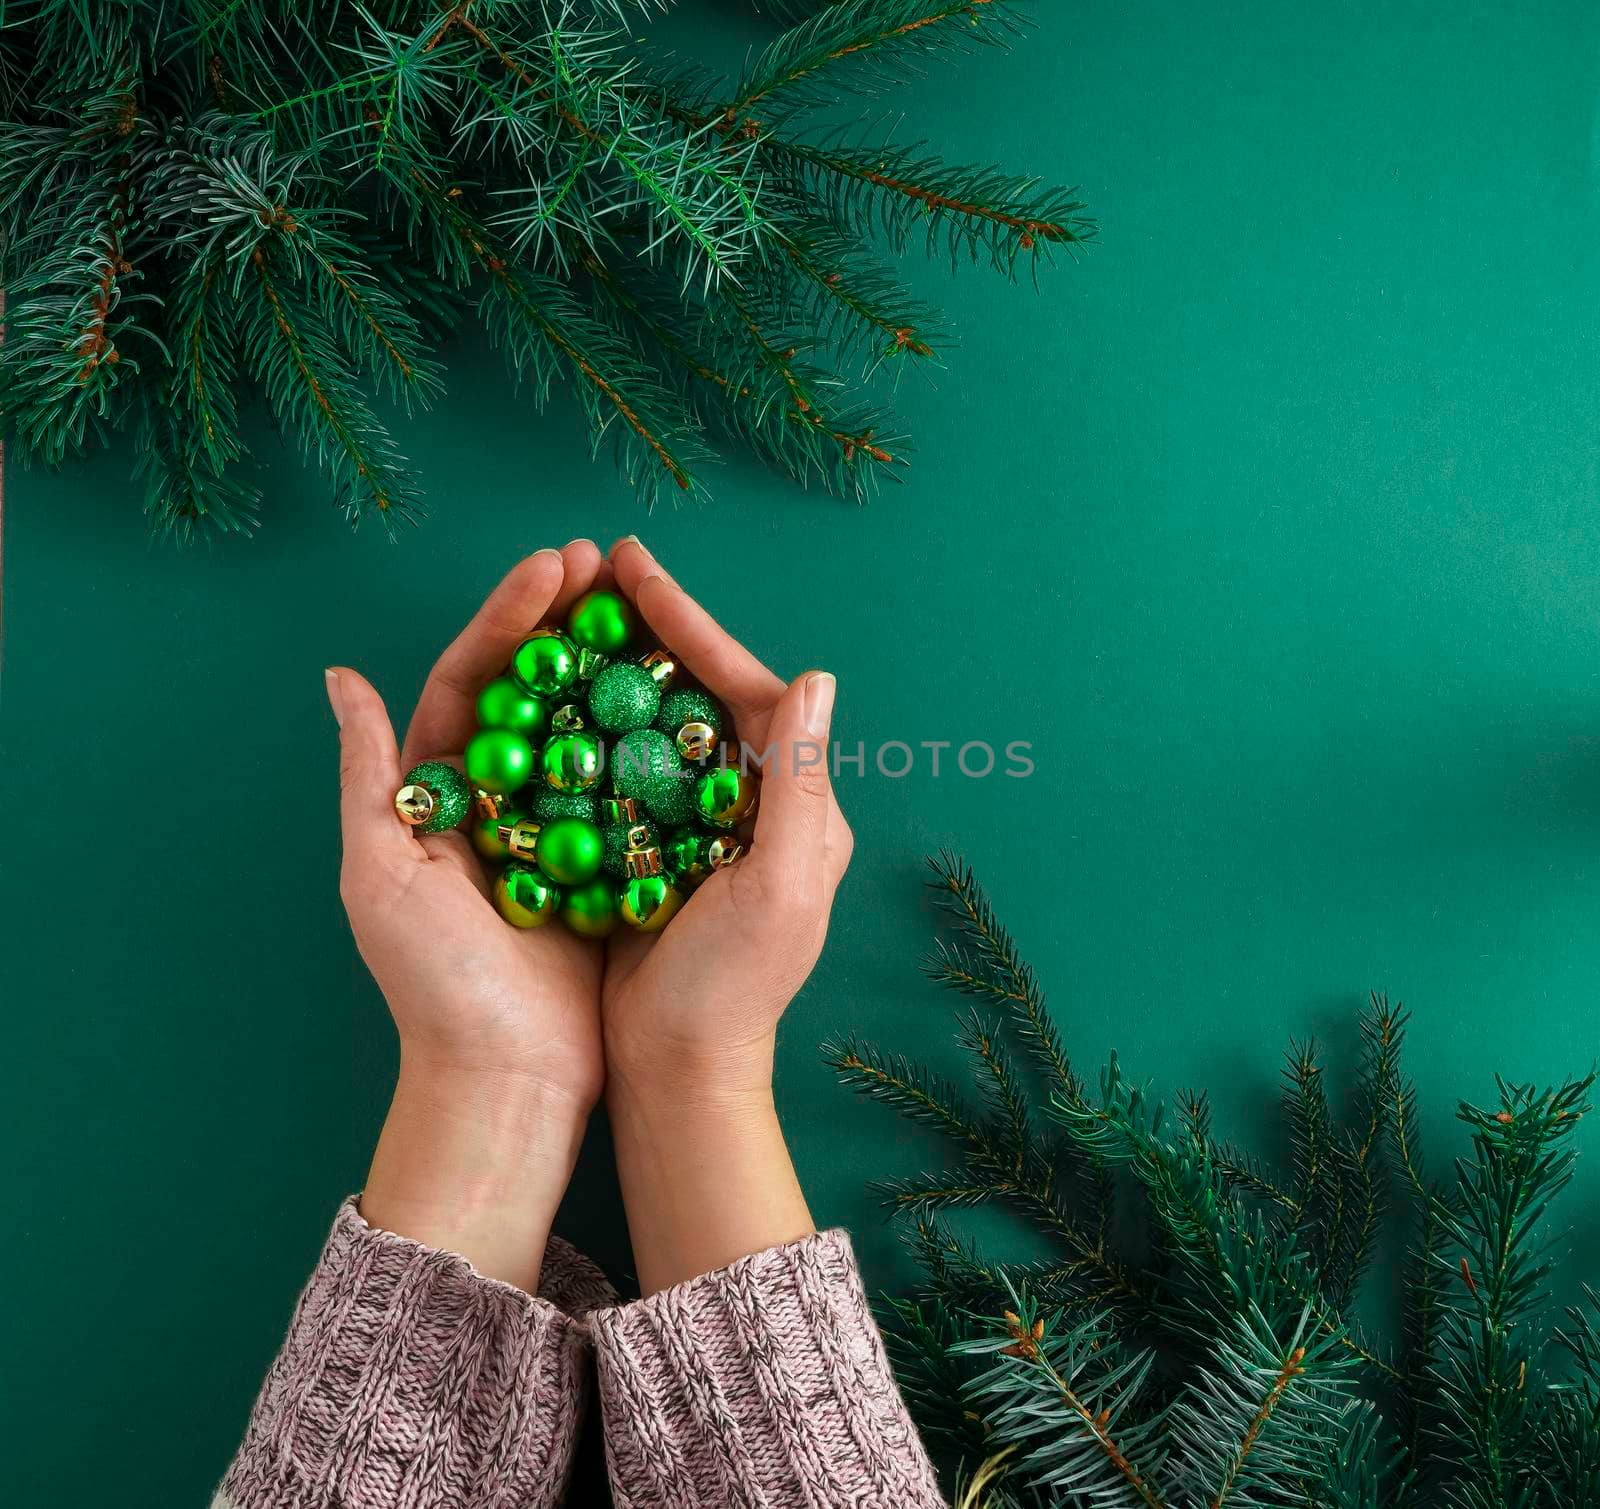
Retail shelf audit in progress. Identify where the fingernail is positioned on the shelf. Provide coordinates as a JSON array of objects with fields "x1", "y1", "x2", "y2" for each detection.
[
  {"x1": 803, "y1": 672, "x2": 835, "y2": 738},
  {"x1": 324, "y1": 668, "x2": 343, "y2": 728},
  {"x1": 566, "y1": 537, "x2": 597, "y2": 552},
  {"x1": 532, "y1": 546, "x2": 561, "y2": 560}
]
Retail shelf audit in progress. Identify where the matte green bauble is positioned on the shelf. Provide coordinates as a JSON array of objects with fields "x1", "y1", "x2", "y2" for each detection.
[
  {"x1": 476, "y1": 676, "x2": 547, "y2": 735},
  {"x1": 567, "y1": 590, "x2": 635, "y2": 655},
  {"x1": 657, "y1": 688, "x2": 721, "y2": 744},
  {"x1": 494, "y1": 864, "x2": 558, "y2": 928},
  {"x1": 612, "y1": 728, "x2": 679, "y2": 797},
  {"x1": 696, "y1": 766, "x2": 758, "y2": 828},
  {"x1": 511, "y1": 629, "x2": 579, "y2": 698},
  {"x1": 464, "y1": 728, "x2": 536, "y2": 795},
  {"x1": 603, "y1": 818, "x2": 661, "y2": 878},
  {"x1": 620, "y1": 874, "x2": 685, "y2": 932},
  {"x1": 560, "y1": 878, "x2": 621, "y2": 938},
  {"x1": 472, "y1": 807, "x2": 525, "y2": 861},
  {"x1": 589, "y1": 661, "x2": 661, "y2": 733},
  {"x1": 532, "y1": 790, "x2": 599, "y2": 823},
  {"x1": 394, "y1": 760, "x2": 472, "y2": 834},
  {"x1": 542, "y1": 730, "x2": 604, "y2": 793},
  {"x1": 534, "y1": 816, "x2": 603, "y2": 885}
]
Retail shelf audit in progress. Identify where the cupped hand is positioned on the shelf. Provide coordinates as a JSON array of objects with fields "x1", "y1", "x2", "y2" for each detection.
[
  {"x1": 328, "y1": 541, "x2": 610, "y2": 1116},
  {"x1": 600, "y1": 537, "x2": 852, "y2": 1099}
]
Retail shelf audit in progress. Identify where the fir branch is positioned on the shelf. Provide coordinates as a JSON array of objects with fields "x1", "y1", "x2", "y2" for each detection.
[{"x1": 723, "y1": 0, "x2": 1027, "y2": 122}]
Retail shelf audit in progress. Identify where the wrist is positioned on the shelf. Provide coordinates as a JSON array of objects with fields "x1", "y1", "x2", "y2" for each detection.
[
  {"x1": 603, "y1": 1031, "x2": 776, "y2": 1115},
  {"x1": 360, "y1": 1055, "x2": 591, "y2": 1291}
]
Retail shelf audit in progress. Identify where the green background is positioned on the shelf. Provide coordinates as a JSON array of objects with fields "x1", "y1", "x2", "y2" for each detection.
[{"x1": 6, "y1": 1, "x2": 1600, "y2": 1501}]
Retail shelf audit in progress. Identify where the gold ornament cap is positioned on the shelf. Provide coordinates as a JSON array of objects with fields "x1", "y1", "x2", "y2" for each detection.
[
  {"x1": 474, "y1": 788, "x2": 515, "y2": 821},
  {"x1": 577, "y1": 648, "x2": 610, "y2": 681},
  {"x1": 676, "y1": 721, "x2": 716, "y2": 761},
  {"x1": 623, "y1": 824, "x2": 665, "y2": 876},
  {"x1": 496, "y1": 818, "x2": 543, "y2": 862},
  {"x1": 641, "y1": 649, "x2": 678, "y2": 687},
  {"x1": 395, "y1": 785, "x2": 436, "y2": 826},
  {"x1": 551, "y1": 703, "x2": 587, "y2": 733},
  {"x1": 706, "y1": 835, "x2": 744, "y2": 869},
  {"x1": 602, "y1": 797, "x2": 641, "y2": 824}
]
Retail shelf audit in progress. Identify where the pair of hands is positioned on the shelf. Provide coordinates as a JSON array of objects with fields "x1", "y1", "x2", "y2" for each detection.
[{"x1": 326, "y1": 537, "x2": 850, "y2": 1292}]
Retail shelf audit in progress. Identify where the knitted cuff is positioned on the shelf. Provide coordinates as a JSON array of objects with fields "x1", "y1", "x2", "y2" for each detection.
[
  {"x1": 591, "y1": 1229, "x2": 945, "y2": 1509},
  {"x1": 216, "y1": 1199, "x2": 594, "y2": 1509}
]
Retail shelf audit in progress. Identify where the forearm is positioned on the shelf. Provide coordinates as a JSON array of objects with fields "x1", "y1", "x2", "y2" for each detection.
[
  {"x1": 607, "y1": 1054, "x2": 814, "y2": 1296},
  {"x1": 362, "y1": 1053, "x2": 590, "y2": 1292}
]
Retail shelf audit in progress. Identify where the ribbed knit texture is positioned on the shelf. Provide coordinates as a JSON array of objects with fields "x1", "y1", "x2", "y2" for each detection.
[
  {"x1": 591, "y1": 1229, "x2": 946, "y2": 1509},
  {"x1": 213, "y1": 1199, "x2": 606, "y2": 1509}
]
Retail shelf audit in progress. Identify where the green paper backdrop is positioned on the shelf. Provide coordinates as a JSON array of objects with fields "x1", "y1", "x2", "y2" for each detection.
[{"x1": 5, "y1": 2, "x2": 1600, "y2": 1501}]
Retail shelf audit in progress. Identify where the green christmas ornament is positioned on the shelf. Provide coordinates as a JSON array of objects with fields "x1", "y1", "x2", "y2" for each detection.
[
  {"x1": 621, "y1": 874, "x2": 685, "y2": 932},
  {"x1": 542, "y1": 730, "x2": 604, "y2": 793},
  {"x1": 567, "y1": 590, "x2": 635, "y2": 655},
  {"x1": 532, "y1": 790, "x2": 598, "y2": 823},
  {"x1": 464, "y1": 728, "x2": 536, "y2": 795},
  {"x1": 646, "y1": 771, "x2": 697, "y2": 824},
  {"x1": 471, "y1": 807, "x2": 525, "y2": 861},
  {"x1": 657, "y1": 688, "x2": 721, "y2": 745},
  {"x1": 603, "y1": 818, "x2": 661, "y2": 878},
  {"x1": 696, "y1": 765, "x2": 758, "y2": 828},
  {"x1": 560, "y1": 878, "x2": 621, "y2": 938},
  {"x1": 589, "y1": 661, "x2": 661, "y2": 733},
  {"x1": 612, "y1": 728, "x2": 679, "y2": 797},
  {"x1": 476, "y1": 676, "x2": 547, "y2": 735},
  {"x1": 511, "y1": 629, "x2": 579, "y2": 698},
  {"x1": 535, "y1": 816, "x2": 603, "y2": 885},
  {"x1": 394, "y1": 760, "x2": 472, "y2": 835},
  {"x1": 494, "y1": 864, "x2": 558, "y2": 928},
  {"x1": 666, "y1": 831, "x2": 744, "y2": 886}
]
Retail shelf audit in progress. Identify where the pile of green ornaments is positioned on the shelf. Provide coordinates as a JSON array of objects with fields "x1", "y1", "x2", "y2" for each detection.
[{"x1": 392, "y1": 590, "x2": 756, "y2": 936}]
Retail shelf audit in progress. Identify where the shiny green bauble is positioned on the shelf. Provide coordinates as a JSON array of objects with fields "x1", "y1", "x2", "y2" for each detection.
[
  {"x1": 471, "y1": 807, "x2": 525, "y2": 862},
  {"x1": 603, "y1": 818, "x2": 661, "y2": 878},
  {"x1": 665, "y1": 829, "x2": 708, "y2": 883},
  {"x1": 464, "y1": 728, "x2": 536, "y2": 795},
  {"x1": 534, "y1": 816, "x2": 603, "y2": 885},
  {"x1": 542, "y1": 730, "x2": 604, "y2": 793},
  {"x1": 511, "y1": 629, "x2": 579, "y2": 698},
  {"x1": 612, "y1": 728, "x2": 679, "y2": 797},
  {"x1": 620, "y1": 874, "x2": 685, "y2": 932},
  {"x1": 657, "y1": 688, "x2": 721, "y2": 743},
  {"x1": 396, "y1": 761, "x2": 472, "y2": 834},
  {"x1": 476, "y1": 677, "x2": 547, "y2": 736},
  {"x1": 560, "y1": 878, "x2": 621, "y2": 938},
  {"x1": 532, "y1": 790, "x2": 598, "y2": 824},
  {"x1": 589, "y1": 661, "x2": 661, "y2": 734},
  {"x1": 696, "y1": 766, "x2": 758, "y2": 828},
  {"x1": 567, "y1": 590, "x2": 635, "y2": 655},
  {"x1": 494, "y1": 863, "x2": 558, "y2": 928}
]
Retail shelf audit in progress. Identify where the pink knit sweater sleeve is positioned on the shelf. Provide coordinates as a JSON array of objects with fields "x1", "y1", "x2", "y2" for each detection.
[
  {"x1": 213, "y1": 1199, "x2": 611, "y2": 1509},
  {"x1": 590, "y1": 1229, "x2": 947, "y2": 1508}
]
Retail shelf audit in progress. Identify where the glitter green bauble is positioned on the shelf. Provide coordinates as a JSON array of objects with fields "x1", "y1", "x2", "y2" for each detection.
[
  {"x1": 531, "y1": 790, "x2": 598, "y2": 823},
  {"x1": 696, "y1": 766, "x2": 758, "y2": 828},
  {"x1": 560, "y1": 878, "x2": 621, "y2": 938},
  {"x1": 657, "y1": 688, "x2": 720, "y2": 743},
  {"x1": 464, "y1": 728, "x2": 536, "y2": 795},
  {"x1": 542, "y1": 730, "x2": 604, "y2": 793},
  {"x1": 396, "y1": 760, "x2": 471, "y2": 834},
  {"x1": 589, "y1": 661, "x2": 661, "y2": 734},
  {"x1": 602, "y1": 818, "x2": 661, "y2": 878},
  {"x1": 511, "y1": 629, "x2": 578, "y2": 698},
  {"x1": 645, "y1": 771, "x2": 697, "y2": 824},
  {"x1": 612, "y1": 728, "x2": 679, "y2": 797},
  {"x1": 476, "y1": 677, "x2": 547, "y2": 736},
  {"x1": 621, "y1": 874, "x2": 685, "y2": 932},
  {"x1": 494, "y1": 864, "x2": 558, "y2": 928},
  {"x1": 567, "y1": 590, "x2": 635, "y2": 655},
  {"x1": 534, "y1": 816, "x2": 603, "y2": 885},
  {"x1": 471, "y1": 807, "x2": 525, "y2": 862}
]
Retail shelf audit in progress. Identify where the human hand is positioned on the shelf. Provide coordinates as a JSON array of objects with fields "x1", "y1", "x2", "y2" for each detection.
[
  {"x1": 326, "y1": 540, "x2": 611, "y2": 1286},
  {"x1": 599, "y1": 536, "x2": 852, "y2": 1100}
]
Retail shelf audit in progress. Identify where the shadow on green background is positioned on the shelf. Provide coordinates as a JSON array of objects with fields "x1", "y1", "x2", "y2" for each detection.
[{"x1": 5, "y1": 2, "x2": 1600, "y2": 1500}]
